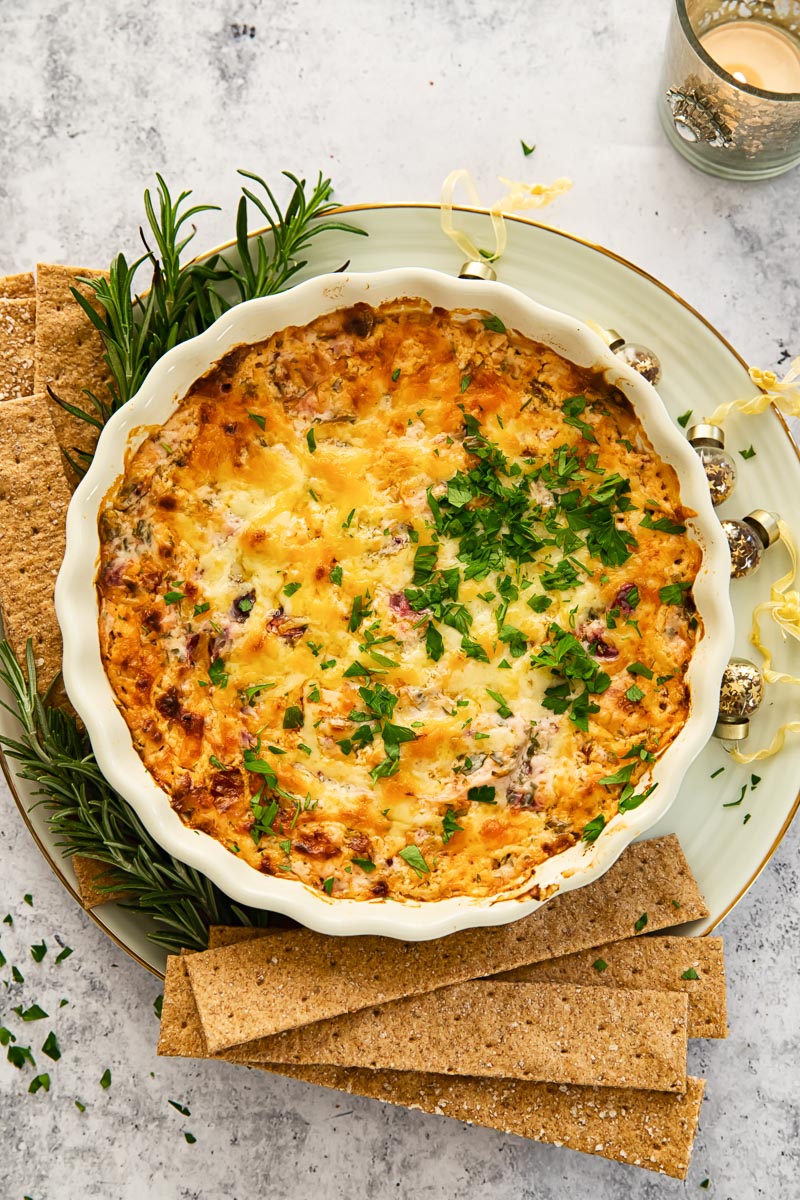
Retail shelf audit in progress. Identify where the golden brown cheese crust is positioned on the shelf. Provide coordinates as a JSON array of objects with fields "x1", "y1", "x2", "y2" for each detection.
[{"x1": 97, "y1": 299, "x2": 702, "y2": 902}]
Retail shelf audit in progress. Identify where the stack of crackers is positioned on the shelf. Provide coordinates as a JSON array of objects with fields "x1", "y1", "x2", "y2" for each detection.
[
  {"x1": 1, "y1": 265, "x2": 725, "y2": 1179},
  {"x1": 0, "y1": 264, "x2": 108, "y2": 689},
  {"x1": 159, "y1": 834, "x2": 725, "y2": 1179}
]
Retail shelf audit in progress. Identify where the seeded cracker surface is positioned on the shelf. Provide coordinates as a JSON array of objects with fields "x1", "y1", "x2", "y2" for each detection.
[
  {"x1": 204, "y1": 926, "x2": 727, "y2": 1039},
  {"x1": 183, "y1": 834, "x2": 707, "y2": 1052},
  {"x1": 0, "y1": 393, "x2": 70, "y2": 687},
  {"x1": 222, "y1": 980, "x2": 690, "y2": 1092},
  {"x1": 0, "y1": 271, "x2": 35, "y2": 300},
  {"x1": 34, "y1": 263, "x2": 110, "y2": 485},
  {"x1": 0, "y1": 298, "x2": 36, "y2": 402}
]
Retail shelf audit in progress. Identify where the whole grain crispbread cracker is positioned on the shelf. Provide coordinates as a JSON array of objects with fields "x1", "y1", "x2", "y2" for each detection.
[
  {"x1": 158, "y1": 948, "x2": 704, "y2": 1177},
  {"x1": 206, "y1": 926, "x2": 726, "y2": 1039},
  {"x1": 270, "y1": 1064, "x2": 706, "y2": 1180},
  {"x1": 185, "y1": 834, "x2": 707, "y2": 1053},
  {"x1": 0, "y1": 272, "x2": 35, "y2": 299},
  {"x1": 497, "y1": 935, "x2": 727, "y2": 1039},
  {"x1": 34, "y1": 263, "x2": 110, "y2": 483},
  {"x1": 71, "y1": 855, "x2": 129, "y2": 910},
  {"x1": 0, "y1": 394, "x2": 70, "y2": 688},
  {"x1": 158, "y1": 955, "x2": 208, "y2": 1058},
  {"x1": 224, "y1": 980, "x2": 689, "y2": 1092},
  {"x1": 0, "y1": 298, "x2": 36, "y2": 402}
]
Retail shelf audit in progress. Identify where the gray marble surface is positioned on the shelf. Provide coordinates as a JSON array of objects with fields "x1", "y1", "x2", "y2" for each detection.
[{"x1": 2, "y1": 1, "x2": 800, "y2": 1196}]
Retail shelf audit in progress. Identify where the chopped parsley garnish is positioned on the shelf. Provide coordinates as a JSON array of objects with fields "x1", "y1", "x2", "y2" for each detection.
[
  {"x1": 329, "y1": 565, "x2": 343, "y2": 585},
  {"x1": 282, "y1": 706, "x2": 304, "y2": 730},
  {"x1": 283, "y1": 581, "x2": 301, "y2": 596},
  {"x1": 30, "y1": 942, "x2": 47, "y2": 963},
  {"x1": 627, "y1": 661, "x2": 654, "y2": 679},
  {"x1": 0, "y1": 1027, "x2": 14, "y2": 1045},
  {"x1": 540, "y1": 559, "x2": 581, "y2": 591},
  {"x1": 467, "y1": 786, "x2": 497, "y2": 804},
  {"x1": 681, "y1": 967, "x2": 699, "y2": 981},
  {"x1": 242, "y1": 682, "x2": 275, "y2": 704},
  {"x1": 13, "y1": 1004, "x2": 48, "y2": 1022},
  {"x1": 75, "y1": 1100, "x2": 86, "y2": 1113},
  {"x1": 750, "y1": 774, "x2": 761, "y2": 789},
  {"x1": 7, "y1": 1044, "x2": 35, "y2": 1069},
  {"x1": 42, "y1": 1032, "x2": 61, "y2": 1061},
  {"x1": 581, "y1": 813, "x2": 606, "y2": 843},
  {"x1": 348, "y1": 594, "x2": 372, "y2": 632},
  {"x1": 677, "y1": 410, "x2": 692, "y2": 428},
  {"x1": 392, "y1": 367, "x2": 401, "y2": 381},
  {"x1": 398, "y1": 845, "x2": 430, "y2": 877},
  {"x1": 531, "y1": 623, "x2": 611, "y2": 732},
  {"x1": 12, "y1": 966, "x2": 24, "y2": 983},
  {"x1": 208, "y1": 657, "x2": 228, "y2": 688},
  {"x1": 168, "y1": 1100, "x2": 191, "y2": 1116},
  {"x1": 308, "y1": 683, "x2": 320, "y2": 702},
  {"x1": 634, "y1": 912, "x2": 648, "y2": 933},
  {"x1": 592, "y1": 958, "x2": 609, "y2": 973},
  {"x1": 482, "y1": 314, "x2": 507, "y2": 332},
  {"x1": 248, "y1": 411, "x2": 266, "y2": 430},
  {"x1": 618, "y1": 782, "x2": 657, "y2": 813},
  {"x1": 485, "y1": 688, "x2": 512, "y2": 719},
  {"x1": 352, "y1": 857, "x2": 376, "y2": 873},
  {"x1": 724, "y1": 784, "x2": 748, "y2": 808},
  {"x1": 306, "y1": 427, "x2": 317, "y2": 453},
  {"x1": 460, "y1": 374, "x2": 471, "y2": 393},
  {"x1": 562, "y1": 394, "x2": 597, "y2": 444},
  {"x1": 100, "y1": 1069, "x2": 112, "y2": 1089},
  {"x1": 641, "y1": 512, "x2": 686, "y2": 534},
  {"x1": 412, "y1": 543, "x2": 438, "y2": 583},
  {"x1": 442, "y1": 809, "x2": 464, "y2": 844},
  {"x1": 184, "y1": 1132, "x2": 197, "y2": 1144},
  {"x1": 739, "y1": 445, "x2": 756, "y2": 460},
  {"x1": 163, "y1": 584, "x2": 186, "y2": 605},
  {"x1": 625, "y1": 683, "x2": 645, "y2": 703},
  {"x1": 659, "y1": 581, "x2": 692, "y2": 605},
  {"x1": 342, "y1": 507, "x2": 356, "y2": 529},
  {"x1": 520, "y1": 140, "x2": 536, "y2": 156},
  {"x1": 425, "y1": 623, "x2": 444, "y2": 661},
  {"x1": 322, "y1": 877, "x2": 334, "y2": 895},
  {"x1": 153, "y1": 995, "x2": 163, "y2": 1019},
  {"x1": 23, "y1": 895, "x2": 33, "y2": 906},
  {"x1": 28, "y1": 1073, "x2": 51, "y2": 1094},
  {"x1": 599, "y1": 763, "x2": 635, "y2": 787},
  {"x1": 193, "y1": 601, "x2": 210, "y2": 616},
  {"x1": 527, "y1": 594, "x2": 552, "y2": 613}
]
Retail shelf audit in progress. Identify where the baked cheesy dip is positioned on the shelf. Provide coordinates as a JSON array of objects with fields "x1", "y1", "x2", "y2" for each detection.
[{"x1": 97, "y1": 298, "x2": 702, "y2": 903}]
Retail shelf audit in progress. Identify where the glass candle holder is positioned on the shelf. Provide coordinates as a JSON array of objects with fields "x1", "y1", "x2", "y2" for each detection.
[{"x1": 658, "y1": 0, "x2": 800, "y2": 179}]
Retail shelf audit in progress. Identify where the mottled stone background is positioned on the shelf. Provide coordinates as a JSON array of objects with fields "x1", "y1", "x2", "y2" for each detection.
[{"x1": 1, "y1": 2, "x2": 799, "y2": 1197}]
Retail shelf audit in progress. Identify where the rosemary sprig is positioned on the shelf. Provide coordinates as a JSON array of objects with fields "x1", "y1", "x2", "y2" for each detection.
[
  {"x1": 59, "y1": 169, "x2": 365, "y2": 472},
  {"x1": 0, "y1": 641, "x2": 271, "y2": 954}
]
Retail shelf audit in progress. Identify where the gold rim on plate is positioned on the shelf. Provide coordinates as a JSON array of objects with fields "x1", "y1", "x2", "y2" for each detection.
[{"x1": 2, "y1": 201, "x2": 798, "y2": 979}]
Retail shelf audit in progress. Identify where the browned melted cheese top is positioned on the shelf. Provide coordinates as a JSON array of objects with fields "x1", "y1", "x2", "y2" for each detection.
[{"x1": 97, "y1": 298, "x2": 702, "y2": 902}]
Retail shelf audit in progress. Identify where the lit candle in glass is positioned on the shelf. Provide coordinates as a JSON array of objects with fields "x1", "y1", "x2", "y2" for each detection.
[
  {"x1": 659, "y1": 1, "x2": 800, "y2": 179},
  {"x1": 701, "y1": 21, "x2": 800, "y2": 93}
]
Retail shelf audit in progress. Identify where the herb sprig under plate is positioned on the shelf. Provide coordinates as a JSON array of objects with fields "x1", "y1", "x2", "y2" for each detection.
[
  {"x1": 0, "y1": 641, "x2": 271, "y2": 954},
  {"x1": 57, "y1": 169, "x2": 366, "y2": 477}
]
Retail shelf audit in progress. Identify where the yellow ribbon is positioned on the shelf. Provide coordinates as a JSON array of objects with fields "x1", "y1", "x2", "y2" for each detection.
[
  {"x1": 707, "y1": 356, "x2": 800, "y2": 425},
  {"x1": 732, "y1": 518, "x2": 800, "y2": 763},
  {"x1": 440, "y1": 169, "x2": 572, "y2": 264}
]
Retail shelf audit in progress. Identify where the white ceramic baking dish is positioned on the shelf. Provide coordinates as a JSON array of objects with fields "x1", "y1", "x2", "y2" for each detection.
[{"x1": 55, "y1": 268, "x2": 734, "y2": 939}]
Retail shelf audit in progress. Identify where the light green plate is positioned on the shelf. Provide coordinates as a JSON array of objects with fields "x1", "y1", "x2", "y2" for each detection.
[{"x1": 3, "y1": 203, "x2": 799, "y2": 977}]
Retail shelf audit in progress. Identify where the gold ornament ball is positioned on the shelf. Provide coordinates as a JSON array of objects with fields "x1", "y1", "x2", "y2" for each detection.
[{"x1": 718, "y1": 657, "x2": 764, "y2": 720}]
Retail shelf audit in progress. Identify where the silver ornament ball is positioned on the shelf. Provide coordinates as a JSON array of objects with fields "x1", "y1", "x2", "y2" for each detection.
[
  {"x1": 610, "y1": 340, "x2": 663, "y2": 386},
  {"x1": 722, "y1": 519, "x2": 764, "y2": 578},
  {"x1": 686, "y1": 424, "x2": 737, "y2": 507}
]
